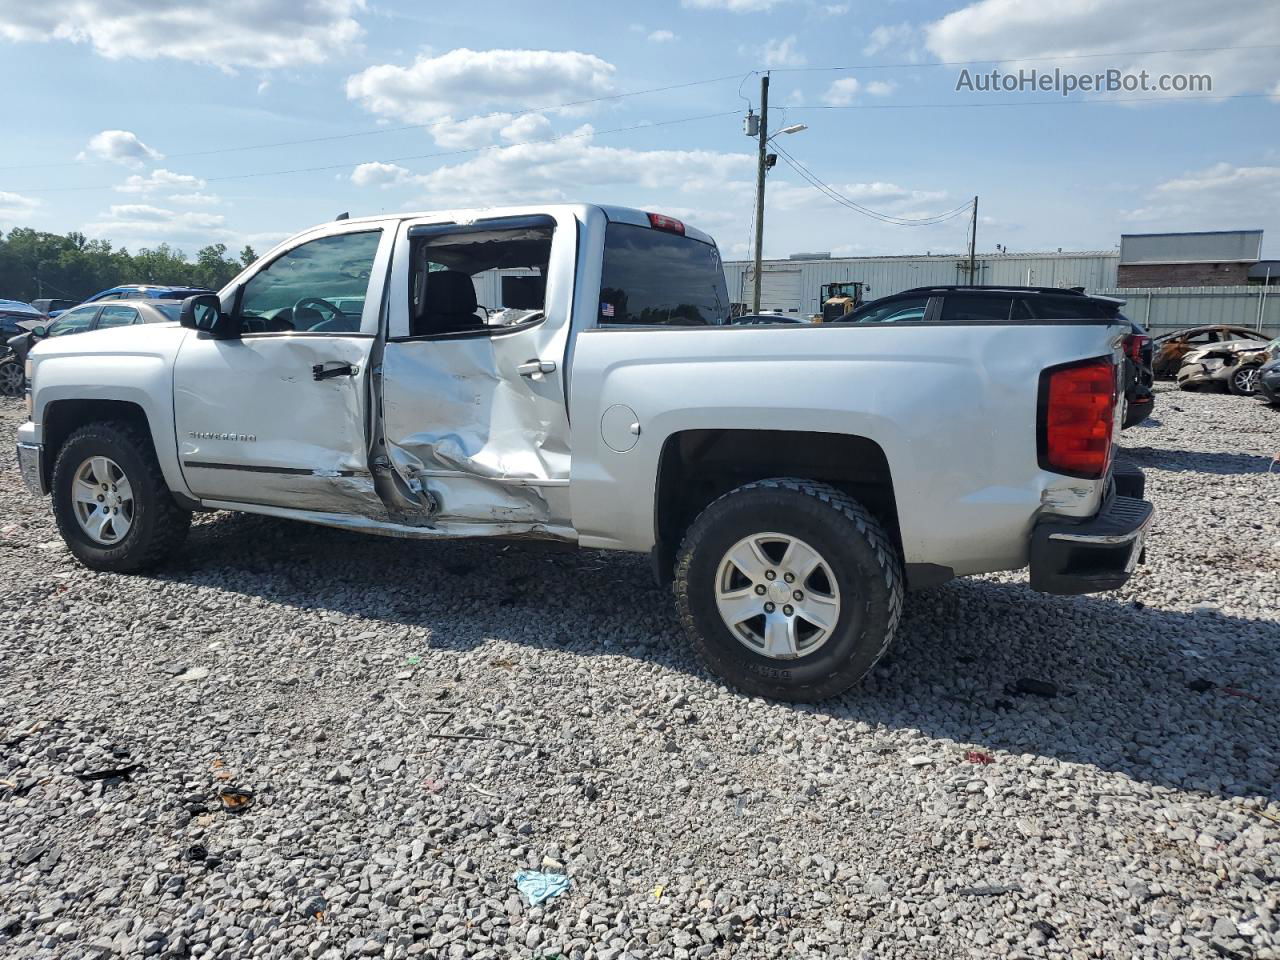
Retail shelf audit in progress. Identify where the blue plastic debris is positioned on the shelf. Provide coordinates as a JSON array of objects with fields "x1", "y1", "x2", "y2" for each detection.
[{"x1": 513, "y1": 870, "x2": 571, "y2": 906}]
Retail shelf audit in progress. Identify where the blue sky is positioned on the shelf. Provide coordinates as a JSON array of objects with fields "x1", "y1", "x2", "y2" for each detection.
[{"x1": 1, "y1": 0, "x2": 1277, "y2": 261}]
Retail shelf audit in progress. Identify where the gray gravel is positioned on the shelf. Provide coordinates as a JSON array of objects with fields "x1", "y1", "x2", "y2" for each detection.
[{"x1": 1, "y1": 386, "x2": 1277, "y2": 960}]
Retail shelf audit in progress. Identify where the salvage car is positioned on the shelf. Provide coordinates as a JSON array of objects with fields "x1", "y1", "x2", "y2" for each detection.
[
  {"x1": 1152, "y1": 325, "x2": 1270, "y2": 378},
  {"x1": 0, "y1": 300, "x2": 46, "y2": 397},
  {"x1": 1255, "y1": 356, "x2": 1280, "y2": 406},
  {"x1": 15, "y1": 204, "x2": 1154, "y2": 701},
  {"x1": 1176, "y1": 336, "x2": 1271, "y2": 395},
  {"x1": 29, "y1": 298, "x2": 79, "y2": 318}
]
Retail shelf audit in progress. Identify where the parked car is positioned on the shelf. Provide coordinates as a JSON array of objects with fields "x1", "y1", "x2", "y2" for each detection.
[
  {"x1": 29, "y1": 298, "x2": 79, "y2": 318},
  {"x1": 6, "y1": 299, "x2": 182, "y2": 367},
  {"x1": 840, "y1": 285, "x2": 1155, "y2": 428},
  {"x1": 1152, "y1": 325, "x2": 1270, "y2": 378},
  {"x1": 0, "y1": 301, "x2": 45, "y2": 396},
  {"x1": 15, "y1": 204, "x2": 1153, "y2": 701},
  {"x1": 1176, "y1": 337, "x2": 1271, "y2": 395},
  {"x1": 1256, "y1": 357, "x2": 1280, "y2": 406},
  {"x1": 81, "y1": 284, "x2": 214, "y2": 305}
]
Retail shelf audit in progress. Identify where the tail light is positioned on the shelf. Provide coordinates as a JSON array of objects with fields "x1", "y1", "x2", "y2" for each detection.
[
  {"x1": 646, "y1": 212, "x2": 685, "y2": 235},
  {"x1": 1123, "y1": 332, "x2": 1149, "y2": 363},
  {"x1": 1038, "y1": 357, "x2": 1116, "y2": 479}
]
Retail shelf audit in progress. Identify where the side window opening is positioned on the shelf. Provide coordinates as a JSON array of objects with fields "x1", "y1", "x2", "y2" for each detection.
[
  {"x1": 408, "y1": 223, "x2": 553, "y2": 338},
  {"x1": 238, "y1": 230, "x2": 381, "y2": 335}
]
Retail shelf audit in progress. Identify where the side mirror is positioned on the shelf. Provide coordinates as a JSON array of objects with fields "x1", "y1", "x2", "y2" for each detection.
[
  {"x1": 31, "y1": 326, "x2": 47, "y2": 339},
  {"x1": 180, "y1": 293, "x2": 238, "y2": 339}
]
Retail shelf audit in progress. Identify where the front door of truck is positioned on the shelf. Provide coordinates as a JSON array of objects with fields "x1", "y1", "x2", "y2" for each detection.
[
  {"x1": 172, "y1": 223, "x2": 395, "y2": 514},
  {"x1": 377, "y1": 213, "x2": 577, "y2": 530}
]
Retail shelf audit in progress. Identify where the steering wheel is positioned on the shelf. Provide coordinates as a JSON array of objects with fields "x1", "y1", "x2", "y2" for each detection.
[{"x1": 293, "y1": 296, "x2": 345, "y2": 330}]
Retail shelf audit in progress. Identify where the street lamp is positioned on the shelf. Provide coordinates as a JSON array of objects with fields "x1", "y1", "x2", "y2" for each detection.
[{"x1": 749, "y1": 75, "x2": 807, "y2": 313}]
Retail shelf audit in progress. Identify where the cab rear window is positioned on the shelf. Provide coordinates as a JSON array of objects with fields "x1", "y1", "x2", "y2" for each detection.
[{"x1": 598, "y1": 223, "x2": 729, "y2": 326}]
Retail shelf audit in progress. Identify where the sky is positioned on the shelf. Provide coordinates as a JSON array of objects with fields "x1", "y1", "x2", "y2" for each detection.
[{"x1": 1, "y1": 0, "x2": 1277, "y2": 262}]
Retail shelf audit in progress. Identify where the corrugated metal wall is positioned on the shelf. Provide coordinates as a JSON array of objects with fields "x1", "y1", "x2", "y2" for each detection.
[
  {"x1": 725, "y1": 253, "x2": 1121, "y2": 314},
  {"x1": 1097, "y1": 286, "x2": 1280, "y2": 336}
]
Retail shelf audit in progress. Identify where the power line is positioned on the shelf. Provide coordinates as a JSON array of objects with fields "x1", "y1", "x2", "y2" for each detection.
[
  {"x1": 8, "y1": 42, "x2": 1273, "y2": 173},
  {"x1": 771, "y1": 143, "x2": 974, "y2": 226},
  {"x1": 0, "y1": 73, "x2": 745, "y2": 173},
  {"x1": 768, "y1": 43, "x2": 1280, "y2": 73},
  {"x1": 13, "y1": 110, "x2": 743, "y2": 194},
  {"x1": 795, "y1": 92, "x2": 1274, "y2": 110}
]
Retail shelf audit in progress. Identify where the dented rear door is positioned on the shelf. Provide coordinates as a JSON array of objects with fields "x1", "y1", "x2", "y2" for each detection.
[{"x1": 377, "y1": 210, "x2": 578, "y2": 530}]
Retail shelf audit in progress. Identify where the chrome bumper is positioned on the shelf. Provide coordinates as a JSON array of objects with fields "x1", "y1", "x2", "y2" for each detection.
[{"x1": 16, "y1": 442, "x2": 46, "y2": 496}]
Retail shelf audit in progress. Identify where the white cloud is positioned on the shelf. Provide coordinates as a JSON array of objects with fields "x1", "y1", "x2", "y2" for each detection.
[
  {"x1": 350, "y1": 161, "x2": 412, "y2": 188},
  {"x1": 864, "y1": 22, "x2": 917, "y2": 56},
  {"x1": 430, "y1": 114, "x2": 518, "y2": 149},
  {"x1": 350, "y1": 125, "x2": 753, "y2": 209},
  {"x1": 346, "y1": 48, "x2": 615, "y2": 124},
  {"x1": 85, "y1": 204, "x2": 230, "y2": 248},
  {"x1": 79, "y1": 130, "x2": 162, "y2": 168},
  {"x1": 822, "y1": 4, "x2": 849, "y2": 15},
  {"x1": 822, "y1": 77, "x2": 861, "y2": 106},
  {"x1": 0, "y1": 0, "x2": 365, "y2": 70},
  {"x1": 0, "y1": 191, "x2": 40, "y2": 223},
  {"x1": 759, "y1": 35, "x2": 806, "y2": 68},
  {"x1": 115, "y1": 169, "x2": 206, "y2": 194},
  {"x1": 500, "y1": 113, "x2": 553, "y2": 142},
  {"x1": 924, "y1": 0, "x2": 1280, "y2": 98},
  {"x1": 682, "y1": 0, "x2": 784, "y2": 11},
  {"x1": 864, "y1": 80, "x2": 896, "y2": 96},
  {"x1": 168, "y1": 192, "x2": 222, "y2": 206},
  {"x1": 1121, "y1": 162, "x2": 1280, "y2": 226},
  {"x1": 648, "y1": 29, "x2": 676, "y2": 43}
]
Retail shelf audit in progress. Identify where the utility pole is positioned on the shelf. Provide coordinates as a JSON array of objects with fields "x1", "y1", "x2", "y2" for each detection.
[
  {"x1": 967, "y1": 195, "x2": 978, "y2": 284},
  {"x1": 752, "y1": 73, "x2": 770, "y2": 313}
]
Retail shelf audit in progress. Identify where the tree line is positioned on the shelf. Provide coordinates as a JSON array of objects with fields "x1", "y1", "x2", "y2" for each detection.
[{"x1": 0, "y1": 227, "x2": 257, "y2": 303}]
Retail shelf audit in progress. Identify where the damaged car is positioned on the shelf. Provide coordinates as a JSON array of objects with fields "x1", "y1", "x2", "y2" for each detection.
[
  {"x1": 15, "y1": 203, "x2": 1155, "y2": 702},
  {"x1": 1176, "y1": 335, "x2": 1272, "y2": 396},
  {"x1": 1152, "y1": 325, "x2": 1269, "y2": 379}
]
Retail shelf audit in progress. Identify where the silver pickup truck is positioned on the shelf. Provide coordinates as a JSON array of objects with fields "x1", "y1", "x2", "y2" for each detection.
[{"x1": 15, "y1": 203, "x2": 1153, "y2": 700}]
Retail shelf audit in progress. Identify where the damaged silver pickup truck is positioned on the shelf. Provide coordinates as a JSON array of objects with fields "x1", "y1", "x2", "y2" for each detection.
[{"x1": 16, "y1": 204, "x2": 1154, "y2": 700}]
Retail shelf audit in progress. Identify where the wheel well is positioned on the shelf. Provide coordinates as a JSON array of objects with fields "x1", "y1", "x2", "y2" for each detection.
[
  {"x1": 653, "y1": 429, "x2": 901, "y2": 582},
  {"x1": 41, "y1": 399, "x2": 151, "y2": 488}
]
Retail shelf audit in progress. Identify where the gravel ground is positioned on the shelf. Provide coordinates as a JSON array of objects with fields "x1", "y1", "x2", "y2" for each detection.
[{"x1": 0, "y1": 387, "x2": 1277, "y2": 960}]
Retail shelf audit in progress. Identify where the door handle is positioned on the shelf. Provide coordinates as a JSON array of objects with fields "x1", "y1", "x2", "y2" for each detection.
[
  {"x1": 312, "y1": 361, "x2": 358, "y2": 381},
  {"x1": 517, "y1": 359, "x2": 557, "y2": 378}
]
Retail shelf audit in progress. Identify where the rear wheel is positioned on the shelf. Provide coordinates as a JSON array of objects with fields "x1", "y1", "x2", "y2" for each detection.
[
  {"x1": 1228, "y1": 363, "x2": 1262, "y2": 397},
  {"x1": 51, "y1": 421, "x2": 191, "y2": 572},
  {"x1": 674, "y1": 478, "x2": 904, "y2": 701}
]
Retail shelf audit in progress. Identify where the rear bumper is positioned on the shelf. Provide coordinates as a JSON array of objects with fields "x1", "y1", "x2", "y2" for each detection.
[
  {"x1": 16, "y1": 442, "x2": 46, "y2": 496},
  {"x1": 1029, "y1": 477, "x2": 1154, "y2": 596}
]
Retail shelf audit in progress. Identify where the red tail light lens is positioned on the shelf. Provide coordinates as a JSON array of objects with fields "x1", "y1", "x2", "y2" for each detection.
[
  {"x1": 1038, "y1": 357, "x2": 1116, "y2": 478},
  {"x1": 1123, "y1": 333, "x2": 1149, "y2": 363},
  {"x1": 646, "y1": 212, "x2": 685, "y2": 235}
]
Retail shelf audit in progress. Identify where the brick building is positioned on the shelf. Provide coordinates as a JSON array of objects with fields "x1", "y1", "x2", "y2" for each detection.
[{"x1": 1118, "y1": 230, "x2": 1262, "y2": 287}]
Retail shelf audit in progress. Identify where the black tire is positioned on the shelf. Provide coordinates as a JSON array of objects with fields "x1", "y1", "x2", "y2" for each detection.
[
  {"x1": 1228, "y1": 363, "x2": 1261, "y2": 397},
  {"x1": 51, "y1": 420, "x2": 191, "y2": 572},
  {"x1": 0, "y1": 356, "x2": 24, "y2": 398},
  {"x1": 673, "y1": 477, "x2": 904, "y2": 701}
]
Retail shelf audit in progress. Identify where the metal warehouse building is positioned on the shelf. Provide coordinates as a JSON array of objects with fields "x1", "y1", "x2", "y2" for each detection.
[{"x1": 724, "y1": 251, "x2": 1120, "y2": 317}]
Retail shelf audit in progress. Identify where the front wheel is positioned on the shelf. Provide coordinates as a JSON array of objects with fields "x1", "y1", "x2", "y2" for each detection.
[
  {"x1": 1228, "y1": 364, "x2": 1262, "y2": 397},
  {"x1": 673, "y1": 478, "x2": 904, "y2": 701},
  {"x1": 51, "y1": 421, "x2": 191, "y2": 572},
  {"x1": 0, "y1": 356, "x2": 24, "y2": 397}
]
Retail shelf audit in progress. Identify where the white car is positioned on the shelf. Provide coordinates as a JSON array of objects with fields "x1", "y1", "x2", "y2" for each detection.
[{"x1": 16, "y1": 204, "x2": 1153, "y2": 700}]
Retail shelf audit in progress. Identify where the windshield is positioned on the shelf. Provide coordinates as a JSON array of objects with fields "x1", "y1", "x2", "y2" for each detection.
[{"x1": 598, "y1": 223, "x2": 729, "y2": 326}]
